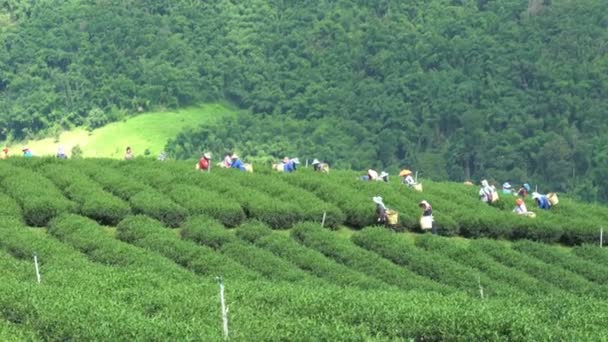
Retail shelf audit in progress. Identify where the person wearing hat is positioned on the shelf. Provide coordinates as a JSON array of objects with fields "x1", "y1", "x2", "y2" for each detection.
[
  {"x1": 283, "y1": 157, "x2": 299, "y2": 173},
  {"x1": 22, "y1": 147, "x2": 33, "y2": 158},
  {"x1": 419, "y1": 200, "x2": 436, "y2": 234},
  {"x1": 517, "y1": 183, "x2": 531, "y2": 197},
  {"x1": 400, "y1": 169, "x2": 415, "y2": 187},
  {"x1": 198, "y1": 152, "x2": 212, "y2": 172},
  {"x1": 230, "y1": 154, "x2": 246, "y2": 172},
  {"x1": 1, "y1": 147, "x2": 8, "y2": 160},
  {"x1": 513, "y1": 198, "x2": 528, "y2": 214},
  {"x1": 479, "y1": 179, "x2": 494, "y2": 204},
  {"x1": 359, "y1": 169, "x2": 378, "y2": 181},
  {"x1": 372, "y1": 196, "x2": 387, "y2": 224},
  {"x1": 56, "y1": 145, "x2": 67, "y2": 159},
  {"x1": 532, "y1": 192, "x2": 551, "y2": 210},
  {"x1": 312, "y1": 159, "x2": 322, "y2": 172},
  {"x1": 502, "y1": 182, "x2": 512, "y2": 195},
  {"x1": 377, "y1": 171, "x2": 389, "y2": 182}
]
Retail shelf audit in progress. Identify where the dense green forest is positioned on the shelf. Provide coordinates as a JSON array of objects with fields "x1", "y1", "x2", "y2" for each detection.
[{"x1": 2, "y1": 0, "x2": 608, "y2": 201}]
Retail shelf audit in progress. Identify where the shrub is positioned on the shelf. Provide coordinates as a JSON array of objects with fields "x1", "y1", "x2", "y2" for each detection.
[
  {"x1": 352, "y1": 227, "x2": 516, "y2": 297},
  {"x1": 168, "y1": 185, "x2": 246, "y2": 227},
  {"x1": 43, "y1": 164, "x2": 130, "y2": 225},
  {"x1": 181, "y1": 216, "x2": 238, "y2": 249},
  {"x1": 252, "y1": 231, "x2": 389, "y2": 290},
  {"x1": 129, "y1": 191, "x2": 188, "y2": 227},
  {"x1": 1, "y1": 171, "x2": 75, "y2": 226},
  {"x1": 291, "y1": 222, "x2": 454, "y2": 294},
  {"x1": 117, "y1": 215, "x2": 258, "y2": 281}
]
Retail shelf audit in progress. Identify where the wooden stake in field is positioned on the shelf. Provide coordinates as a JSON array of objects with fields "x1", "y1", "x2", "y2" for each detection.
[
  {"x1": 601, "y1": 227, "x2": 604, "y2": 248},
  {"x1": 321, "y1": 212, "x2": 327, "y2": 228},
  {"x1": 478, "y1": 275, "x2": 484, "y2": 299},
  {"x1": 34, "y1": 254, "x2": 41, "y2": 284},
  {"x1": 216, "y1": 276, "x2": 229, "y2": 340}
]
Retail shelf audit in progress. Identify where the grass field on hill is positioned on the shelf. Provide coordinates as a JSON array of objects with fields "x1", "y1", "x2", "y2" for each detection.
[
  {"x1": 1, "y1": 158, "x2": 608, "y2": 340},
  {"x1": 10, "y1": 103, "x2": 236, "y2": 159}
]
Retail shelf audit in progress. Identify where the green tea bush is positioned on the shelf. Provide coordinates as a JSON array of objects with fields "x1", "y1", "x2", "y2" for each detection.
[
  {"x1": 471, "y1": 239, "x2": 607, "y2": 298},
  {"x1": 220, "y1": 242, "x2": 314, "y2": 283},
  {"x1": 281, "y1": 172, "x2": 375, "y2": 228},
  {"x1": 168, "y1": 184, "x2": 246, "y2": 227},
  {"x1": 117, "y1": 215, "x2": 259, "y2": 280},
  {"x1": 181, "y1": 216, "x2": 239, "y2": 249},
  {"x1": 0, "y1": 193, "x2": 24, "y2": 223},
  {"x1": 85, "y1": 165, "x2": 152, "y2": 199},
  {"x1": 48, "y1": 214, "x2": 192, "y2": 280},
  {"x1": 251, "y1": 230, "x2": 390, "y2": 289},
  {"x1": 415, "y1": 234, "x2": 560, "y2": 296},
  {"x1": 291, "y1": 222, "x2": 454, "y2": 293},
  {"x1": 234, "y1": 220, "x2": 274, "y2": 243},
  {"x1": 572, "y1": 244, "x2": 608, "y2": 266},
  {"x1": 43, "y1": 164, "x2": 130, "y2": 225},
  {"x1": 513, "y1": 240, "x2": 608, "y2": 284},
  {"x1": 181, "y1": 216, "x2": 313, "y2": 282},
  {"x1": 1, "y1": 171, "x2": 75, "y2": 226},
  {"x1": 352, "y1": 227, "x2": 518, "y2": 297},
  {"x1": 234, "y1": 172, "x2": 346, "y2": 228},
  {"x1": 129, "y1": 191, "x2": 188, "y2": 227}
]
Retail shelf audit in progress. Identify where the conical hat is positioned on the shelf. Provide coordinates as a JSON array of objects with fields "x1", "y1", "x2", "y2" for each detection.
[{"x1": 399, "y1": 169, "x2": 412, "y2": 177}]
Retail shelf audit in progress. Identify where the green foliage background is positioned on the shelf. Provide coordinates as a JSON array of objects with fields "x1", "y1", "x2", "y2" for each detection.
[{"x1": 2, "y1": 0, "x2": 608, "y2": 200}]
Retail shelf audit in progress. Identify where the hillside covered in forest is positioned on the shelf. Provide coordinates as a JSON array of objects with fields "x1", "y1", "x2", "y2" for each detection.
[{"x1": 2, "y1": 0, "x2": 608, "y2": 201}]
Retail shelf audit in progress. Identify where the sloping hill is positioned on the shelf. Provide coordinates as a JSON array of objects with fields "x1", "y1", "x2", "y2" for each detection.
[
  {"x1": 1, "y1": 158, "x2": 607, "y2": 340},
  {"x1": 9, "y1": 103, "x2": 235, "y2": 158}
]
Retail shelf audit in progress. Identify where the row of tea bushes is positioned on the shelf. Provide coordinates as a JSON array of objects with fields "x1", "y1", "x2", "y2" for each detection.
[
  {"x1": 116, "y1": 215, "x2": 259, "y2": 281},
  {"x1": 513, "y1": 240, "x2": 608, "y2": 284},
  {"x1": 291, "y1": 222, "x2": 454, "y2": 293},
  {"x1": 470, "y1": 239, "x2": 608, "y2": 299},
  {"x1": 0, "y1": 166, "x2": 75, "y2": 226},
  {"x1": 414, "y1": 234, "x2": 561, "y2": 296},
  {"x1": 42, "y1": 163, "x2": 130, "y2": 225},
  {"x1": 352, "y1": 227, "x2": 520, "y2": 298},
  {"x1": 242, "y1": 224, "x2": 391, "y2": 290},
  {"x1": 182, "y1": 217, "x2": 316, "y2": 282}
]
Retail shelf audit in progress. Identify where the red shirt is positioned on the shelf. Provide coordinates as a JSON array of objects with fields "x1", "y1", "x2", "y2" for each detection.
[{"x1": 199, "y1": 158, "x2": 210, "y2": 170}]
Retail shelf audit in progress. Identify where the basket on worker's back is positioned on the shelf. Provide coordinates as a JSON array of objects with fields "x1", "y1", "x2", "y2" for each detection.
[
  {"x1": 244, "y1": 163, "x2": 254, "y2": 173},
  {"x1": 420, "y1": 216, "x2": 433, "y2": 230},
  {"x1": 386, "y1": 209, "x2": 399, "y2": 225},
  {"x1": 491, "y1": 191, "x2": 499, "y2": 203},
  {"x1": 547, "y1": 193, "x2": 559, "y2": 206},
  {"x1": 413, "y1": 183, "x2": 423, "y2": 192}
]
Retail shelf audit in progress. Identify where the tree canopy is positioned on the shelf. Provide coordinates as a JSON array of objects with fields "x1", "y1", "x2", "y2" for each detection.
[{"x1": 2, "y1": 0, "x2": 608, "y2": 201}]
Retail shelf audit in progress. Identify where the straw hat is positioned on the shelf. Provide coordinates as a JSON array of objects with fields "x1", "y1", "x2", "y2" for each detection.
[
  {"x1": 203, "y1": 152, "x2": 212, "y2": 159},
  {"x1": 481, "y1": 179, "x2": 489, "y2": 187},
  {"x1": 312, "y1": 159, "x2": 320, "y2": 165},
  {"x1": 399, "y1": 169, "x2": 412, "y2": 177},
  {"x1": 372, "y1": 196, "x2": 384, "y2": 205},
  {"x1": 531, "y1": 192, "x2": 541, "y2": 199},
  {"x1": 419, "y1": 200, "x2": 429, "y2": 207},
  {"x1": 503, "y1": 182, "x2": 512, "y2": 189},
  {"x1": 292, "y1": 158, "x2": 300, "y2": 164},
  {"x1": 379, "y1": 171, "x2": 389, "y2": 178},
  {"x1": 231, "y1": 154, "x2": 239, "y2": 159}
]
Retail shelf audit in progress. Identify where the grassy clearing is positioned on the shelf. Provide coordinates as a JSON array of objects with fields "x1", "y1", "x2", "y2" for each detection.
[{"x1": 10, "y1": 104, "x2": 236, "y2": 158}]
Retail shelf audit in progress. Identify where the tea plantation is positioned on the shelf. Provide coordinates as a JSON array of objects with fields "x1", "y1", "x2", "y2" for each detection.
[{"x1": 1, "y1": 158, "x2": 608, "y2": 340}]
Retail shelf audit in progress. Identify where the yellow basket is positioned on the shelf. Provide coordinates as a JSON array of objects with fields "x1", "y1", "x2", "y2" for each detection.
[
  {"x1": 524, "y1": 211, "x2": 536, "y2": 218},
  {"x1": 245, "y1": 163, "x2": 254, "y2": 173},
  {"x1": 547, "y1": 193, "x2": 559, "y2": 205},
  {"x1": 420, "y1": 216, "x2": 433, "y2": 230},
  {"x1": 491, "y1": 191, "x2": 499, "y2": 203},
  {"x1": 387, "y1": 210, "x2": 399, "y2": 225},
  {"x1": 413, "y1": 183, "x2": 423, "y2": 192}
]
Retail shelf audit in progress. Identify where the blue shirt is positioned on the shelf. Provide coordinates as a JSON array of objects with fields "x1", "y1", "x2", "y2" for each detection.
[
  {"x1": 538, "y1": 196, "x2": 552, "y2": 210},
  {"x1": 231, "y1": 159, "x2": 246, "y2": 171},
  {"x1": 283, "y1": 161, "x2": 296, "y2": 173}
]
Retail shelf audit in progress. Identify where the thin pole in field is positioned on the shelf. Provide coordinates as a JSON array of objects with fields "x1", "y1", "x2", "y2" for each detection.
[
  {"x1": 321, "y1": 212, "x2": 327, "y2": 228},
  {"x1": 216, "y1": 276, "x2": 229, "y2": 340},
  {"x1": 478, "y1": 275, "x2": 484, "y2": 299},
  {"x1": 306, "y1": 159, "x2": 309, "y2": 168},
  {"x1": 601, "y1": 227, "x2": 604, "y2": 248},
  {"x1": 34, "y1": 254, "x2": 41, "y2": 284}
]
